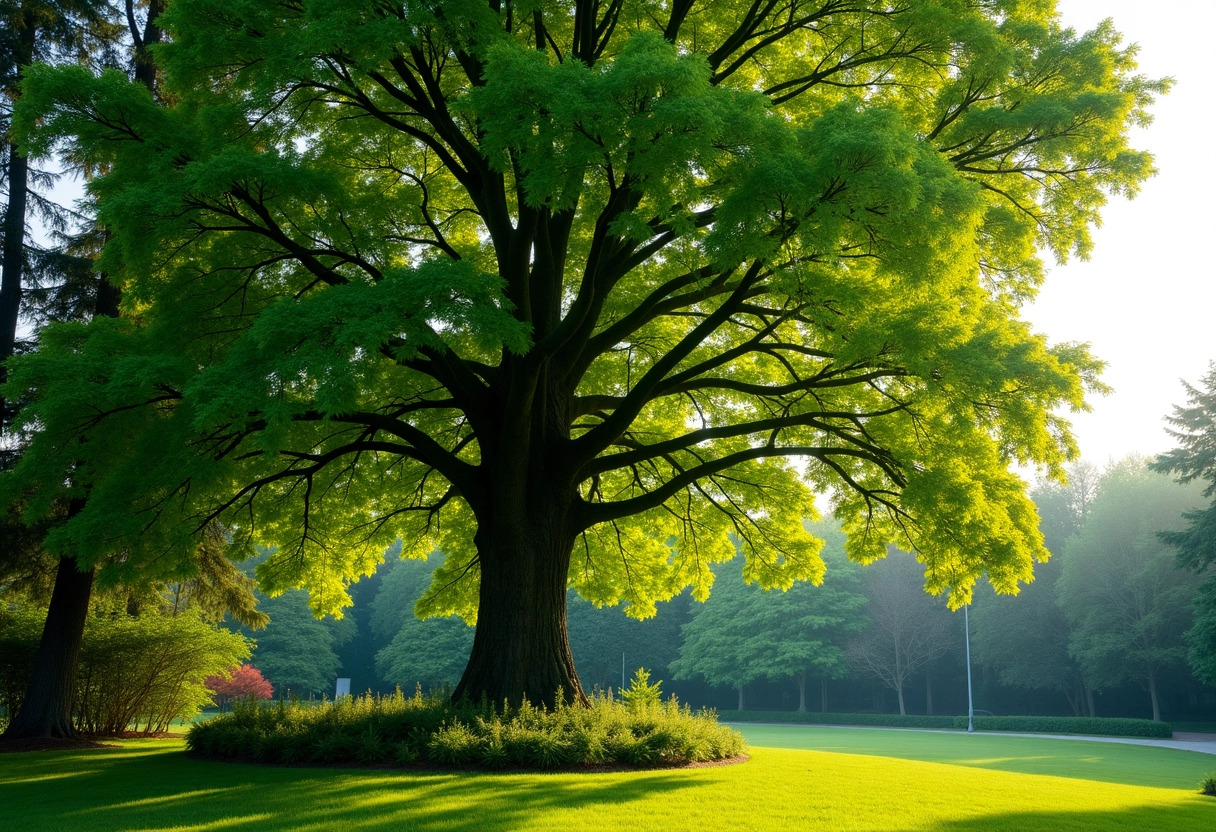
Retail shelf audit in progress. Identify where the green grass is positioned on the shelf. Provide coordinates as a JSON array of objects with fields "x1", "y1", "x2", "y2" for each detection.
[
  {"x1": 731, "y1": 723, "x2": 1215, "y2": 789},
  {"x1": 2, "y1": 735, "x2": 1214, "y2": 831}
]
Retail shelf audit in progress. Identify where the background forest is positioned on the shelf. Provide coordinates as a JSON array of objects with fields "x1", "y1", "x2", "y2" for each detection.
[{"x1": 234, "y1": 456, "x2": 1214, "y2": 723}]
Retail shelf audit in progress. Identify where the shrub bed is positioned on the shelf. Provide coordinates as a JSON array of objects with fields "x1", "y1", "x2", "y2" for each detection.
[
  {"x1": 725, "y1": 711, "x2": 957, "y2": 729},
  {"x1": 951, "y1": 715, "x2": 1173, "y2": 738},
  {"x1": 186, "y1": 688, "x2": 746, "y2": 770}
]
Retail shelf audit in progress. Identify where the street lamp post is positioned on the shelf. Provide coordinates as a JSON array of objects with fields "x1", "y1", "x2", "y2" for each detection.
[{"x1": 965, "y1": 603, "x2": 975, "y2": 733}]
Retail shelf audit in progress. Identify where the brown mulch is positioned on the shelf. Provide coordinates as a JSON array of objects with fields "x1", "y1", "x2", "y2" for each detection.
[{"x1": 0, "y1": 737, "x2": 121, "y2": 753}]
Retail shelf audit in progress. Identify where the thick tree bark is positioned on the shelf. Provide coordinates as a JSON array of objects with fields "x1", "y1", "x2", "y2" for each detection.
[
  {"x1": 896, "y1": 682, "x2": 906, "y2": 716},
  {"x1": 450, "y1": 461, "x2": 586, "y2": 708},
  {"x1": 796, "y1": 673, "x2": 806, "y2": 713},
  {"x1": 737, "y1": 684, "x2": 745, "y2": 711},
  {"x1": 1, "y1": 555, "x2": 94, "y2": 739}
]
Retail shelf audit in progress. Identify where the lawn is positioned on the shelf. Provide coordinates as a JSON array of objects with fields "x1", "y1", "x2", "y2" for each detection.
[
  {"x1": 2, "y1": 734, "x2": 1213, "y2": 832},
  {"x1": 730, "y1": 723, "x2": 1216, "y2": 789}
]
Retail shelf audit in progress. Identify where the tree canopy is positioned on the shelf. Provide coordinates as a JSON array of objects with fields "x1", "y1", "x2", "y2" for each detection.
[
  {"x1": 970, "y1": 469, "x2": 1095, "y2": 715},
  {"x1": 3, "y1": 0, "x2": 1164, "y2": 705},
  {"x1": 670, "y1": 519, "x2": 865, "y2": 709}
]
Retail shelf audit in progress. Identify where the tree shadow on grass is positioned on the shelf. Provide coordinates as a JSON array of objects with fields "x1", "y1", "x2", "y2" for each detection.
[
  {"x1": 1, "y1": 744, "x2": 705, "y2": 832},
  {"x1": 929, "y1": 802, "x2": 1216, "y2": 832},
  {"x1": 5, "y1": 743, "x2": 1215, "y2": 832}
]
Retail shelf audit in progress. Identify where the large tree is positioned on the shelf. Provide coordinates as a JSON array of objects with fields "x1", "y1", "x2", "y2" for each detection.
[
  {"x1": 848, "y1": 549, "x2": 952, "y2": 715},
  {"x1": 370, "y1": 557, "x2": 474, "y2": 691},
  {"x1": 4, "y1": 0, "x2": 1162, "y2": 707},
  {"x1": 971, "y1": 468, "x2": 1098, "y2": 716},
  {"x1": 1058, "y1": 459, "x2": 1204, "y2": 721},
  {"x1": 0, "y1": 0, "x2": 141, "y2": 741},
  {"x1": 1151, "y1": 362, "x2": 1216, "y2": 686}
]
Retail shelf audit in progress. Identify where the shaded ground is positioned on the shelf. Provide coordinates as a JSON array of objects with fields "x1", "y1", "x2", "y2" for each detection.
[
  {"x1": 0, "y1": 737, "x2": 119, "y2": 753},
  {"x1": 1, "y1": 739, "x2": 1212, "y2": 832}
]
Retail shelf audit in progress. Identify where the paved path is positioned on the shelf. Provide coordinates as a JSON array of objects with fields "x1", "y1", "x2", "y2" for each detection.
[
  {"x1": 964, "y1": 730, "x2": 1216, "y2": 756},
  {"x1": 725, "y1": 721, "x2": 1216, "y2": 756}
]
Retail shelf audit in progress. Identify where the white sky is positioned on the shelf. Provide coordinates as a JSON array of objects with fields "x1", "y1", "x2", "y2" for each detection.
[{"x1": 1025, "y1": 0, "x2": 1216, "y2": 468}]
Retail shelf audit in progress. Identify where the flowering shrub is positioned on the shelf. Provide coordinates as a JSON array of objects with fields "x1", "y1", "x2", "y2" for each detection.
[{"x1": 206, "y1": 664, "x2": 274, "y2": 710}]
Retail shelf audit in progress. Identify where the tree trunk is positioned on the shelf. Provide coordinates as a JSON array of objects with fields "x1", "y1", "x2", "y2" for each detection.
[
  {"x1": 896, "y1": 682, "x2": 906, "y2": 716},
  {"x1": 450, "y1": 498, "x2": 585, "y2": 709},
  {"x1": 820, "y1": 676, "x2": 828, "y2": 713},
  {"x1": 1084, "y1": 682, "x2": 1096, "y2": 717},
  {"x1": 796, "y1": 673, "x2": 806, "y2": 712},
  {"x1": 737, "y1": 684, "x2": 745, "y2": 711},
  {"x1": 0, "y1": 19, "x2": 36, "y2": 427},
  {"x1": 1147, "y1": 668, "x2": 1161, "y2": 722},
  {"x1": 1064, "y1": 687, "x2": 1081, "y2": 717},
  {"x1": 2, "y1": 556, "x2": 94, "y2": 739}
]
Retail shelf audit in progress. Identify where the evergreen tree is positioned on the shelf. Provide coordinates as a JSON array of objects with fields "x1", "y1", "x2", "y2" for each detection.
[{"x1": 1151, "y1": 362, "x2": 1216, "y2": 686}]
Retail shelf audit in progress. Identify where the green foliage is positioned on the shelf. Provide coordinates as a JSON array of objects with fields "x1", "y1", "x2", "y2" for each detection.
[
  {"x1": 241, "y1": 590, "x2": 344, "y2": 698},
  {"x1": 566, "y1": 590, "x2": 691, "y2": 690},
  {"x1": 1187, "y1": 578, "x2": 1216, "y2": 686},
  {"x1": 1152, "y1": 362, "x2": 1216, "y2": 685},
  {"x1": 971, "y1": 559, "x2": 1081, "y2": 701},
  {"x1": 186, "y1": 687, "x2": 743, "y2": 770},
  {"x1": 0, "y1": 604, "x2": 249, "y2": 735},
  {"x1": 728, "y1": 712, "x2": 1171, "y2": 738},
  {"x1": 619, "y1": 668, "x2": 662, "y2": 710},
  {"x1": 671, "y1": 520, "x2": 866, "y2": 699},
  {"x1": 727, "y1": 711, "x2": 957, "y2": 730},
  {"x1": 5, "y1": 0, "x2": 1168, "y2": 701},
  {"x1": 1201, "y1": 772, "x2": 1216, "y2": 797},
  {"x1": 370, "y1": 559, "x2": 474, "y2": 690},
  {"x1": 1057, "y1": 460, "x2": 1204, "y2": 714},
  {"x1": 950, "y1": 715, "x2": 1172, "y2": 739},
  {"x1": 0, "y1": 605, "x2": 43, "y2": 720}
]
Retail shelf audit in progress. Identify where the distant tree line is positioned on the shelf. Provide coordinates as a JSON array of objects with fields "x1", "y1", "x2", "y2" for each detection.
[{"x1": 240, "y1": 457, "x2": 1213, "y2": 722}]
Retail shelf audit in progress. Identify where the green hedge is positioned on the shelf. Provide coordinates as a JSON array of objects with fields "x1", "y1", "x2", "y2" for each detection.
[
  {"x1": 724, "y1": 711, "x2": 957, "y2": 729},
  {"x1": 721, "y1": 710, "x2": 1173, "y2": 738},
  {"x1": 952, "y1": 715, "x2": 1173, "y2": 738},
  {"x1": 187, "y1": 687, "x2": 746, "y2": 770}
]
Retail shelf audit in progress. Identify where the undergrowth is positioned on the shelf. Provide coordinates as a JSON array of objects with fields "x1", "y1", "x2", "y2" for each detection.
[
  {"x1": 1201, "y1": 772, "x2": 1216, "y2": 796},
  {"x1": 186, "y1": 684, "x2": 745, "y2": 771}
]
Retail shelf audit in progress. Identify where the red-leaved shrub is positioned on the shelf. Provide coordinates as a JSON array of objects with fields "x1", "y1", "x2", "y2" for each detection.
[{"x1": 206, "y1": 664, "x2": 274, "y2": 709}]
